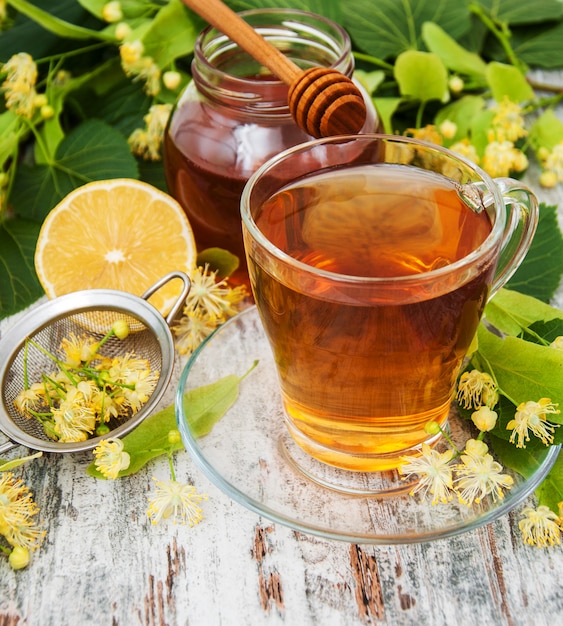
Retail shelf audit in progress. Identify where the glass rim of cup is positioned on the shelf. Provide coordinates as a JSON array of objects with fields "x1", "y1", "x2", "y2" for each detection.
[{"x1": 240, "y1": 132, "x2": 507, "y2": 287}]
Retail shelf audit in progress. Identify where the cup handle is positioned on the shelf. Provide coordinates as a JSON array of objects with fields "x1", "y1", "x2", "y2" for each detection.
[{"x1": 489, "y1": 177, "x2": 539, "y2": 298}]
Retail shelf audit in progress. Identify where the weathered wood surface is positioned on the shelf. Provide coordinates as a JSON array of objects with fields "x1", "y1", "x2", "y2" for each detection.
[{"x1": 2, "y1": 72, "x2": 563, "y2": 626}]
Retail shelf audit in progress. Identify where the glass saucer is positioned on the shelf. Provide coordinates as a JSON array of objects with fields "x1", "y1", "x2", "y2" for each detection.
[{"x1": 176, "y1": 306, "x2": 559, "y2": 544}]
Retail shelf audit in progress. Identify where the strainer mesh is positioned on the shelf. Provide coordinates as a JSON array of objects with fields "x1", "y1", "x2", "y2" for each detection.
[{"x1": 2, "y1": 308, "x2": 163, "y2": 443}]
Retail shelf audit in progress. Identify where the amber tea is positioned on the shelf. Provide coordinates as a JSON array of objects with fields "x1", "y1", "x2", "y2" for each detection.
[{"x1": 247, "y1": 164, "x2": 494, "y2": 471}]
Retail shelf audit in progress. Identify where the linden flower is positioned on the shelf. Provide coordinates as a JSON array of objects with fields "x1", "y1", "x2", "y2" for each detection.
[
  {"x1": 52, "y1": 403, "x2": 97, "y2": 442},
  {"x1": 128, "y1": 103, "x2": 172, "y2": 161},
  {"x1": 405, "y1": 124, "x2": 443, "y2": 146},
  {"x1": 491, "y1": 97, "x2": 528, "y2": 143},
  {"x1": 439, "y1": 119, "x2": 457, "y2": 140},
  {"x1": 481, "y1": 139, "x2": 528, "y2": 178},
  {"x1": 550, "y1": 336, "x2": 563, "y2": 350},
  {"x1": 14, "y1": 382, "x2": 45, "y2": 415},
  {"x1": 147, "y1": 478, "x2": 208, "y2": 526},
  {"x1": 544, "y1": 142, "x2": 563, "y2": 181},
  {"x1": 519, "y1": 505, "x2": 562, "y2": 548},
  {"x1": 506, "y1": 398, "x2": 560, "y2": 448},
  {"x1": 471, "y1": 406, "x2": 498, "y2": 432},
  {"x1": 449, "y1": 139, "x2": 480, "y2": 165},
  {"x1": 173, "y1": 309, "x2": 219, "y2": 355},
  {"x1": 187, "y1": 264, "x2": 248, "y2": 320},
  {"x1": 0, "y1": 472, "x2": 45, "y2": 552},
  {"x1": 399, "y1": 444, "x2": 455, "y2": 505},
  {"x1": 119, "y1": 368, "x2": 159, "y2": 413},
  {"x1": 457, "y1": 369, "x2": 498, "y2": 410},
  {"x1": 102, "y1": 1, "x2": 123, "y2": 23},
  {"x1": 1, "y1": 52, "x2": 38, "y2": 118},
  {"x1": 120, "y1": 41, "x2": 161, "y2": 96},
  {"x1": 93, "y1": 438, "x2": 131, "y2": 479},
  {"x1": 454, "y1": 451, "x2": 514, "y2": 505},
  {"x1": 60, "y1": 332, "x2": 100, "y2": 367}
]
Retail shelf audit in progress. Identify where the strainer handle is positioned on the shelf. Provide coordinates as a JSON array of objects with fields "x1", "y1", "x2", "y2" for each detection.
[
  {"x1": 0, "y1": 439, "x2": 17, "y2": 454},
  {"x1": 141, "y1": 271, "x2": 191, "y2": 325}
]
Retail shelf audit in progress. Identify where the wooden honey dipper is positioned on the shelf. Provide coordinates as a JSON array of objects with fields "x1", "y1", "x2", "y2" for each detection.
[{"x1": 181, "y1": 0, "x2": 367, "y2": 138}]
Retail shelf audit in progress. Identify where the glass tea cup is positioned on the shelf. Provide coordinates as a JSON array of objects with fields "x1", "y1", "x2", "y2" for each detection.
[{"x1": 240, "y1": 134, "x2": 538, "y2": 472}]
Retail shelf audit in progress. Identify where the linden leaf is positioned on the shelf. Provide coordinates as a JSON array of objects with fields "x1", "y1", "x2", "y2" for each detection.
[
  {"x1": 0, "y1": 451, "x2": 43, "y2": 472},
  {"x1": 485, "y1": 62, "x2": 535, "y2": 103},
  {"x1": 504, "y1": 204, "x2": 563, "y2": 302},
  {"x1": 434, "y1": 95, "x2": 486, "y2": 142},
  {"x1": 342, "y1": 0, "x2": 471, "y2": 60},
  {"x1": 535, "y1": 450, "x2": 563, "y2": 513},
  {"x1": 529, "y1": 110, "x2": 563, "y2": 152},
  {"x1": 394, "y1": 50, "x2": 449, "y2": 103},
  {"x1": 484, "y1": 288, "x2": 563, "y2": 336},
  {"x1": 181, "y1": 360, "x2": 259, "y2": 438},
  {"x1": 11, "y1": 119, "x2": 138, "y2": 222},
  {"x1": 475, "y1": 325, "x2": 563, "y2": 415},
  {"x1": 196, "y1": 247, "x2": 240, "y2": 279},
  {"x1": 422, "y1": 21, "x2": 488, "y2": 79},
  {"x1": 489, "y1": 433, "x2": 553, "y2": 480},
  {"x1": 0, "y1": 218, "x2": 44, "y2": 320}
]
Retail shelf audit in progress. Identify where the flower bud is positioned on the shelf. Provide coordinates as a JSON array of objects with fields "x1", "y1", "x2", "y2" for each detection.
[
  {"x1": 102, "y1": 1, "x2": 123, "y2": 23},
  {"x1": 464, "y1": 438, "x2": 489, "y2": 457},
  {"x1": 448, "y1": 75, "x2": 464, "y2": 94},
  {"x1": 471, "y1": 406, "x2": 498, "y2": 432},
  {"x1": 168, "y1": 429, "x2": 181, "y2": 445},
  {"x1": 112, "y1": 319, "x2": 130, "y2": 339},
  {"x1": 424, "y1": 420, "x2": 441, "y2": 435},
  {"x1": 9, "y1": 546, "x2": 30, "y2": 570},
  {"x1": 163, "y1": 71, "x2": 181, "y2": 91}
]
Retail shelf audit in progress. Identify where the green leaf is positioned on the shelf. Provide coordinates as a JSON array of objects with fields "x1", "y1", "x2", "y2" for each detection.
[
  {"x1": 489, "y1": 433, "x2": 551, "y2": 479},
  {"x1": 509, "y1": 21, "x2": 563, "y2": 69},
  {"x1": 529, "y1": 110, "x2": 563, "y2": 153},
  {"x1": 434, "y1": 95, "x2": 486, "y2": 142},
  {"x1": 476, "y1": 325, "x2": 563, "y2": 411},
  {"x1": 140, "y1": 0, "x2": 199, "y2": 68},
  {"x1": 87, "y1": 362, "x2": 258, "y2": 478},
  {"x1": 535, "y1": 450, "x2": 563, "y2": 512},
  {"x1": 354, "y1": 70, "x2": 386, "y2": 96},
  {"x1": 485, "y1": 62, "x2": 535, "y2": 102},
  {"x1": 473, "y1": 0, "x2": 563, "y2": 25},
  {"x1": 0, "y1": 218, "x2": 44, "y2": 320},
  {"x1": 342, "y1": 0, "x2": 471, "y2": 60},
  {"x1": 182, "y1": 360, "x2": 258, "y2": 438},
  {"x1": 0, "y1": 451, "x2": 43, "y2": 472},
  {"x1": 11, "y1": 119, "x2": 138, "y2": 222},
  {"x1": 394, "y1": 50, "x2": 449, "y2": 103},
  {"x1": 196, "y1": 248, "x2": 240, "y2": 279},
  {"x1": 505, "y1": 204, "x2": 563, "y2": 302},
  {"x1": 372, "y1": 97, "x2": 403, "y2": 133},
  {"x1": 422, "y1": 21, "x2": 488, "y2": 79},
  {"x1": 7, "y1": 0, "x2": 112, "y2": 40},
  {"x1": 484, "y1": 288, "x2": 563, "y2": 337}
]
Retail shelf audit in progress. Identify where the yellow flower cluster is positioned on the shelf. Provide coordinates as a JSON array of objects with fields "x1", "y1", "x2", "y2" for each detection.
[
  {"x1": 128, "y1": 103, "x2": 173, "y2": 161},
  {"x1": 0, "y1": 52, "x2": 38, "y2": 118},
  {"x1": 405, "y1": 97, "x2": 529, "y2": 179},
  {"x1": 13, "y1": 323, "x2": 159, "y2": 443},
  {"x1": 0, "y1": 472, "x2": 45, "y2": 569},
  {"x1": 538, "y1": 142, "x2": 563, "y2": 188},
  {"x1": 400, "y1": 437, "x2": 513, "y2": 506},
  {"x1": 119, "y1": 40, "x2": 161, "y2": 96},
  {"x1": 173, "y1": 264, "x2": 248, "y2": 355}
]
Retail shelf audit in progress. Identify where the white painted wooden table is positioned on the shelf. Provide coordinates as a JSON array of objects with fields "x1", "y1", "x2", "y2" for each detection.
[{"x1": 2, "y1": 83, "x2": 563, "y2": 626}]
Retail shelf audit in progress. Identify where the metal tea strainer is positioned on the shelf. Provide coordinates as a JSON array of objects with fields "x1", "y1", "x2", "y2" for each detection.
[{"x1": 0, "y1": 271, "x2": 191, "y2": 455}]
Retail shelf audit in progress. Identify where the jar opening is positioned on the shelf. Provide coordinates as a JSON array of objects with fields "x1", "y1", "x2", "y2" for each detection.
[{"x1": 191, "y1": 9, "x2": 354, "y2": 111}]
